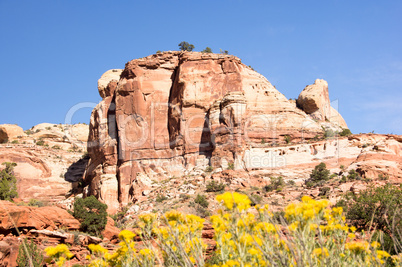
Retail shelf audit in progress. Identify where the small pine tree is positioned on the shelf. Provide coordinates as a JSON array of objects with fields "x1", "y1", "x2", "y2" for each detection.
[
  {"x1": 16, "y1": 238, "x2": 44, "y2": 267},
  {"x1": 178, "y1": 41, "x2": 195, "y2": 51},
  {"x1": 0, "y1": 162, "x2": 18, "y2": 200},
  {"x1": 201, "y1": 47, "x2": 212, "y2": 53},
  {"x1": 305, "y1": 162, "x2": 330, "y2": 187},
  {"x1": 73, "y1": 196, "x2": 108, "y2": 237}
]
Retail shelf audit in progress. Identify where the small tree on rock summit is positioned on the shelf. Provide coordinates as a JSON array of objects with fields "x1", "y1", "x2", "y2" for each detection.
[{"x1": 178, "y1": 41, "x2": 195, "y2": 51}]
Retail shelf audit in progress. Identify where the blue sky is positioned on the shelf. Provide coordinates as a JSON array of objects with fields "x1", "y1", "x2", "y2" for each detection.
[{"x1": 0, "y1": 0, "x2": 401, "y2": 134}]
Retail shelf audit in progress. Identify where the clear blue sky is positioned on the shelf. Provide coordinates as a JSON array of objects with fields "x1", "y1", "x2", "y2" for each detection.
[{"x1": 0, "y1": 0, "x2": 401, "y2": 134}]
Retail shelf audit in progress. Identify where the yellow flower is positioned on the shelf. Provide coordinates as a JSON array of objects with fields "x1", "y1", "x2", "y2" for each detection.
[
  {"x1": 376, "y1": 250, "x2": 390, "y2": 259},
  {"x1": 371, "y1": 241, "x2": 380, "y2": 248},
  {"x1": 216, "y1": 192, "x2": 251, "y2": 211},
  {"x1": 345, "y1": 241, "x2": 369, "y2": 253},
  {"x1": 118, "y1": 229, "x2": 136, "y2": 241},
  {"x1": 313, "y1": 247, "x2": 329, "y2": 258}
]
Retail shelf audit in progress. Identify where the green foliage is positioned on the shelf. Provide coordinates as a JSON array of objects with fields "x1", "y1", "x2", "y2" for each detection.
[
  {"x1": 201, "y1": 47, "x2": 212, "y2": 53},
  {"x1": 347, "y1": 169, "x2": 361, "y2": 181},
  {"x1": 324, "y1": 128, "x2": 335, "y2": 138},
  {"x1": 73, "y1": 196, "x2": 108, "y2": 237},
  {"x1": 25, "y1": 129, "x2": 33, "y2": 135},
  {"x1": 227, "y1": 162, "x2": 234, "y2": 170},
  {"x1": 28, "y1": 199, "x2": 45, "y2": 207},
  {"x1": 0, "y1": 162, "x2": 18, "y2": 200},
  {"x1": 52, "y1": 145, "x2": 61, "y2": 150},
  {"x1": 305, "y1": 162, "x2": 330, "y2": 187},
  {"x1": 17, "y1": 238, "x2": 44, "y2": 267},
  {"x1": 261, "y1": 138, "x2": 266, "y2": 144},
  {"x1": 11, "y1": 140, "x2": 19, "y2": 144},
  {"x1": 179, "y1": 194, "x2": 190, "y2": 200},
  {"x1": 264, "y1": 177, "x2": 285, "y2": 192},
  {"x1": 205, "y1": 166, "x2": 214, "y2": 172},
  {"x1": 178, "y1": 41, "x2": 195, "y2": 51},
  {"x1": 156, "y1": 194, "x2": 168, "y2": 203},
  {"x1": 194, "y1": 194, "x2": 209, "y2": 208},
  {"x1": 284, "y1": 135, "x2": 291, "y2": 144},
  {"x1": 220, "y1": 49, "x2": 229, "y2": 54},
  {"x1": 35, "y1": 139, "x2": 45, "y2": 146},
  {"x1": 339, "y1": 128, "x2": 352, "y2": 136},
  {"x1": 206, "y1": 180, "x2": 225, "y2": 192},
  {"x1": 337, "y1": 184, "x2": 402, "y2": 254},
  {"x1": 378, "y1": 174, "x2": 389, "y2": 181}
]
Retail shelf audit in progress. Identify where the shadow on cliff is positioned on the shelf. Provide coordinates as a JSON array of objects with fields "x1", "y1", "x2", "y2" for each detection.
[{"x1": 64, "y1": 155, "x2": 90, "y2": 195}]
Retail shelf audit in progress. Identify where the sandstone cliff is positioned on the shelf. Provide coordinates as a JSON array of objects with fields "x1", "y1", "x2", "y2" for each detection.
[{"x1": 85, "y1": 51, "x2": 350, "y2": 211}]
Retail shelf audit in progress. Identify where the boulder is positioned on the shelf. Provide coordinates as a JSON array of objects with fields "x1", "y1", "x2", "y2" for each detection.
[
  {"x1": 0, "y1": 125, "x2": 24, "y2": 143},
  {"x1": 0, "y1": 201, "x2": 80, "y2": 234},
  {"x1": 98, "y1": 69, "x2": 123, "y2": 98}
]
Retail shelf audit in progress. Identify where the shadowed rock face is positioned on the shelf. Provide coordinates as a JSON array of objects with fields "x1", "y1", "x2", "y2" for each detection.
[{"x1": 85, "y1": 51, "x2": 349, "y2": 212}]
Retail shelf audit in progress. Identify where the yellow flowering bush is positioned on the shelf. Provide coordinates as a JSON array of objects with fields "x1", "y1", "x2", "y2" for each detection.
[{"x1": 44, "y1": 192, "x2": 398, "y2": 266}]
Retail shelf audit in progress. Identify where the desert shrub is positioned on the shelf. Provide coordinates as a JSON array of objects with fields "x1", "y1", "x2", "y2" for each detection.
[
  {"x1": 11, "y1": 140, "x2": 19, "y2": 144},
  {"x1": 305, "y1": 162, "x2": 330, "y2": 187},
  {"x1": 17, "y1": 238, "x2": 44, "y2": 267},
  {"x1": 339, "y1": 128, "x2": 352, "y2": 136},
  {"x1": 25, "y1": 129, "x2": 33, "y2": 135},
  {"x1": 194, "y1": 194, "x2": 209, "y2": 208},
  {"x1": 206, "y1": 180, "x2": 225, "y2": 192},
  {"x1": 178, "y1": 41, "x2": 194, "y2": 51},
  {"x1": 347, "y1": 169, "x2": 361, "y2": 181},
  {"x1": 0, "y1": 162, "x2": 18, "y2": 200},
  {"x1": 261, "y1": 138, "x2": 266, "y2": 144},
  {"x1": 28, "y1": 198, "x2": 45, "y2": 207},
  {"x1": 336, "y1": 184, "x2": 402, "y2": 255},
  {"x1": 52, "y1": 145, "x2": 61, "y2": 149},
  {"x1": 156, "y1": 194, "x2": 168, "y2": 203},
  {"x1": 205, "y1": 166, "x2": 214, "y2": 173},
  {"x1": 227, "y1": 162, "x2": 234, "y2": 170},
  {"x1": 35, "y1": 139, "x2": 45, "y2": 146},
  {"x1": 73, "y1": 196, "x2": 108, "y2": 237},
  {"x1": 201, "y1": 47, "x2": 212, "y2": 53},
  {"x1": 264, "y1": 176, "x2": 285, "y2": 192},
  {"x1": 248, "y1": 194, "x2": 262, "y2": 206},
  {"x1": 378, "y1": 174, "x2": 389, "y2": 181},
  {"x1": 324, "y1": 128, "x2": 336, "y2": 138},
  {"x1": 284, "y1": 135, "x2": 291, "y2": 144},
  {"x1": 45, "y1": 192, "x2": 399, "y2": 266},
  {"x1": 318, "y1": 186, "x2": 331, "y2": 196}
]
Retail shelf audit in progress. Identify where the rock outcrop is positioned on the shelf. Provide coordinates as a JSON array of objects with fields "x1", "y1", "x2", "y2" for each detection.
[
  {"x1": 85, "y1": 51, "x2": 350, "y2": 211},
  {"x1": 0, "y1": 125, "x2": 25, "y2": 143},
  {"x1": 297, "y1": 79, "x2": 348, "y2": 128}
]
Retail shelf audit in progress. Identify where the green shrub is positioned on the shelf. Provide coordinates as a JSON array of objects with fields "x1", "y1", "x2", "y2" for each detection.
[
  {"x1": 264, "y1": 177, "x2": 285, "y2": 192},
  {"x1": 52, "y1": 145, "x2": 61, "y2": 150},
  {"x1": 178, "y1": 41, "x2": 194, "y2": 51},
  {"x1": 339, "y1": 128, "x2": 352, "y2": 136},
  {"x1": 347, "y1": 169, "x2": 361, "y2": 181},
  {"x1": 378, "y1": 174, "x2": 389, "y2": 181},
  {"x1": 201, "y1": 47, "x2": 212, "y2": 53},
  {"x1": 0, "y1": 162, "x2": 18, "y2": 200},
  {"x1": 205, "y1": 166, "x2": 214, "y2": 173},
  {"x1": 324, "y1": 128, "x2": 335, "y2": 138},
  {"x1": 336, "y1": 184, "x2": 402, "y2": 254},
  {"x1": 36, "y1": 140, "x2": 45, "y2": 146},
  {"x1": 28, "y1": 199, "x2": 45, "y2": 207},
  {"x1": 11, "y1": 140, "x2": 19, "y2": 144},
  {"x1": 73, "y1": 196, "x2": 108, "y2": 237},
  {"x1": 17, "y1": 238, "x2": 44, "y2": 267},
  {"x1": 305, "y1": 162, "x2": 330, "y2": 187},
  {"x1": 284, "y1": 135, "x2": 291, "y2": 144},
  {"x1": 179, "y1": 194, "x2": 190, "y2": 200},
  {"x1": 206, "y1": 180, "x2": 225, "y2": 192},
  {"x1": 194, "y1": 194, "x2": 209, "y2": 208},
  {"x1": 227, "y1": 162, "x2": 234, "y2": 170},
  {"x1": 156, "y1": 194, "x2": 168, "y2": 203}
]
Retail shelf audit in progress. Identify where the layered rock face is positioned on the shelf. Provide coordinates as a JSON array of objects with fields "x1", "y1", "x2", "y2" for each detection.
[
  {"x1": 85, "y1": 51, "x2": 347, "y2": 211},
  {"x1": 0, "y1": 123, "x2": 89, "y2": 203}
]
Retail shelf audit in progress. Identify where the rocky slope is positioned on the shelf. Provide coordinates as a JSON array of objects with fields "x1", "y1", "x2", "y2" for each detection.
[{"x1": 0, "y1": 123, "x2": 89, "y2": 203}]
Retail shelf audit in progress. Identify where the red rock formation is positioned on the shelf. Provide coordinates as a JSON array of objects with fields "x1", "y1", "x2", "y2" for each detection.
[{"x1": 85, "y1": 52, "x2": 350, "y2": 211}]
